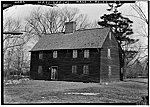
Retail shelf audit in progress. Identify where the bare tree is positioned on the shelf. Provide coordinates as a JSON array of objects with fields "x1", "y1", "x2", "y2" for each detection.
[
  {"x1": 121, "y1": 2, "x2": 148, "y2": 68},
  {"x1": 130, "y1": 2, "x2": 148, "y2": 24},
  {"x1": 3, "y1": 17, "x2": 31, "y2": 82},
  {"x1": 88, "y1": 20, "x2": 102, "y2": 29},
  {"x1": 130, "y1": 2, "x2": 148, "y2": 70},
  {"x1": 3, "y1": 17, "x2": 31, "y2": 55},
  {"x1": 25, "y1": 7, "x2": 91, "y2": 39}
]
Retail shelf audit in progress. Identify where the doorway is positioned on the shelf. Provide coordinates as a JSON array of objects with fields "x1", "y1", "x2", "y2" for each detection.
[{"x1": 51, "y1": 66, "x2": 58, "y2": 80}]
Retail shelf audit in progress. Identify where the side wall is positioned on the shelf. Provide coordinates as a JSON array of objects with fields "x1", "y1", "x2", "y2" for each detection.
[
  {"x1": 100, "y1": 31, "x2": 120, "y2": 82},
  {"x1": 30, "y1": 49, "x2": 101, "y2": 82}
]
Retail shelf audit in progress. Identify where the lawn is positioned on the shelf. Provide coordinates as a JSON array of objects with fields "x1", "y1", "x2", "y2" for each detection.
[{"x1": 3, "y1": 79, "x2": 148, "y2": 104}]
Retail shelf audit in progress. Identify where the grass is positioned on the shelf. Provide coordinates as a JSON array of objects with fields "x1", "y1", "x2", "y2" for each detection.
[{"x1": 3, "y1": 79, "x2": 148, "y2": 104}]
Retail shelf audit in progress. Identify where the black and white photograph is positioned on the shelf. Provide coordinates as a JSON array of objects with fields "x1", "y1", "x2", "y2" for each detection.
[{"x1": 2, "y1": 1, "x2": 148, "y2": 104}]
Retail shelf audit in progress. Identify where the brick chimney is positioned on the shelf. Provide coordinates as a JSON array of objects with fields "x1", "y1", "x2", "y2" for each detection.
[{"x1": 64, "y1": 21, "x2": 76, "y2": 33}]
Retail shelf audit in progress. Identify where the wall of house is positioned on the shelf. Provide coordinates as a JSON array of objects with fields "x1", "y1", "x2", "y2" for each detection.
[
  {"x1": 30, "y1": 51, "x2": 40, "y2": 79},
  {"x1": 30, "y1": 48, "x2": 101, "y2": 82},
  {"x1": 100, "y1": 31, "x2": 120, "y2": 82}
]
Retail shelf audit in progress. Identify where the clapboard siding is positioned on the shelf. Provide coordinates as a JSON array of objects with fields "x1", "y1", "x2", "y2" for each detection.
[
  {"x1": 30, "y1": 49, "x2": 101, "y2": 82},
  {"x1": 100, "y1": 32, "x2": 120, "y2": 82}
]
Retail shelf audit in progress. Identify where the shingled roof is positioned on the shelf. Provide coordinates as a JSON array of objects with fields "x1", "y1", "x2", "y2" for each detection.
[{"x1": 30, "y1": 28, "x2": 110, "y2": 51}]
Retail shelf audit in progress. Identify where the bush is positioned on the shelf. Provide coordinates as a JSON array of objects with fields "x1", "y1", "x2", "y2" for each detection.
[
  {"x1": 126, "y1": 68, "x2": 138, "y2": 78},
  {"x1": 126, "y1": 61, "x2": 146, "y2": 78}
]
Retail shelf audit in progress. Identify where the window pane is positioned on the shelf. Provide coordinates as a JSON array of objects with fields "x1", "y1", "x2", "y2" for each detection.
[
  {"x1": 108, "y1": 66, "x2": 111, "y2": 76},
  {"x1": 53, "y1": 51, "x2": 57, "y2": 58},
  {"x1": 73, "y1": 50, "x2": 77, "y2": 58},
  {"x1": 86, "y1": 50, "x2": 89, "y2": 58},
  {"x1": 84, "y1": 50, "x2": 89, "y2": 58},
  {"x1": 38, "y1": 66, "x2": 42, "y2": 74},
  {"x1": 39, "y1": 51, "x2": 43, "y2": 59},
  {"x1": 108, "y1": 49, "x2": 111, "y2": 58},
  {"x1": 84, "y1": 50, "x2": 86, "y2": 58},
  {"x1": 109, "y1": 32, "x2": 111, "y2": 40},
  {"x1": 72, "y1": 65, "x2": 77, "y2": 74},
  {"x1": 83, "y1": 65, "x2": 89, "y2": 75}
]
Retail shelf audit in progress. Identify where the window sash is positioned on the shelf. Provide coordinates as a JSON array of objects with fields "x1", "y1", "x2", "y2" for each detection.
[
  {"x1": 39, "y1": 51, "x2": 43, "y2": 59},
  {"x1": 83, "y1": 65, "x2": 89, "y2": 75},
  {"x1": 108, "y1": 66, "x2": 111, "y2": 76},
  {"x1": 108, "y1": 49, "x2": 111, "y2": 58},
  {"x1": 84, "y1": 49, "x2": 89, "y2": 58},
  {"x1": 38, "y1": 66, "x2": 42, "y2": 74},
  {"x1": 73, "y1": 50, "x2": 77, "y2": 58},
  {"x1": 53, "y1": 51, "x2": 57, "y2": 58},
  {"x1": 72, "y1": 65, "x2": 77, "y2": 74},
  {"x1": 109, "y1": 32, "x2": 111, "y2": 40}
]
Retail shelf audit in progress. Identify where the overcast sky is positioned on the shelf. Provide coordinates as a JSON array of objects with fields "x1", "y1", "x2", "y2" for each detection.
[
  {"x1": 3, "y1": 3, "x2": 139, "y2": 21},
  {"x1": 3, "y1": 2, "x2": 147, "y2": 31}
]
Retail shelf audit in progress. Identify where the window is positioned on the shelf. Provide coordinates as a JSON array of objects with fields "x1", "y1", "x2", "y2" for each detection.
[
  {"x1": 84, "y1": 49, "x2": 89, "y2": 58},
  {"x1": 73, "y1": 50, "x2": 77, "y2": 58},
  {"x1": 109, "y1": 32, "x2": 111, "y2": 40},
  {"x1": 53, "y1": 51, "x2": 57, "y2": 58},
  {"x1": 108, "y1": 66, "x2": 111, "y2": 76},
  {"x1": 83, "y1": 65, "x2": 89, "y2": 75},
  {"x1": 38, "y1": 66, "x2": 42, "y2": 74},
  {"x1": 39, "y1": 51, "x2": 43, "y2": 59},
  {"x1": 108, "y1": 49, "x2": 111, "y2": 58},
  {"x1": 72, "y1": 65, "x2": 77, "y2": 74}
]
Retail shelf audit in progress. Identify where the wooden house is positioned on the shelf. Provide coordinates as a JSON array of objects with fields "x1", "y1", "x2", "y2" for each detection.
[{"x1": 29, "y1": 22, "x2": 124, "y2": 83}]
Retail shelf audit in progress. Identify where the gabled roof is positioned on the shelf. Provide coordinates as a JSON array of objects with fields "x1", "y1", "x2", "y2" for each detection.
[{"x1": 30, "y1": 28, "x2": 110, "y2": 51}]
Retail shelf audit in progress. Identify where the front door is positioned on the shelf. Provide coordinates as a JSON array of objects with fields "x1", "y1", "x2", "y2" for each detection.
[{"x1": 51, "y1": 66, "x2": 58, "y2": 80}]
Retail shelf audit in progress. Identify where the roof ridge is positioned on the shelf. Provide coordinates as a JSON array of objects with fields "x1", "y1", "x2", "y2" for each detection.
[{"x1": 44, "y1": 27, "x2": 109, "y2": 35}]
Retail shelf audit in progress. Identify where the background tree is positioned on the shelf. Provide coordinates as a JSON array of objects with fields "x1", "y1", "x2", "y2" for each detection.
[
  {"x1": 98, "y1": 3, "x2": 138, "y2": 47},
  {"x1": 25, "y1": 7, "x2": 91, "y2": 39},
  {"x1": 3, "y1": 17, "x2": 31, "y2": 82},
  {"x1": 98, "y1": 3, "x2": 140, "y2": 65},
  {"x1": 3, "y1": 17, "x2": 31, "y2": 55},
  {"x1": 130, "y1": 2, "x2": 148, "y2": 71}
]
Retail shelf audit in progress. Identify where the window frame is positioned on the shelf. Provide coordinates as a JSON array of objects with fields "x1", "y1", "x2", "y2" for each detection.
[
  {"x1": 108, "y1": 66, "x2": 111, "y2": 76},
  {"x1": 108, "y1": 48, "x2": 111, "y2": 58},
  {"x1": 53, "y1": 51, "x2": 57, "y2": 58},
  {"x1": 109, "y1": 32, "x2": 111, "y2": 40},
  {"x1": 84, "y1": 49, "x2": 89, "y2": 58},
  {"x1": 83, "y1": 65, "x2": 89, "y2": 75},
  {"x1": 72, "y1": 65, "x2": 77, "y2": 74},
  {"x1": 38, "y1": 65, "x2": 42, "y2": 74},
  {"x1": 39, "y1": 51, "x2": 43, "y2": 59},
  {"x1": 73, "y1": 50, "x2": 77, "y2": 58}
]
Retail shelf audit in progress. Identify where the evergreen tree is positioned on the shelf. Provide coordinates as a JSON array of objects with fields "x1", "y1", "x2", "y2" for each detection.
[{"x1": 98, "y1": 3, "x2": 138, "y2": 47}]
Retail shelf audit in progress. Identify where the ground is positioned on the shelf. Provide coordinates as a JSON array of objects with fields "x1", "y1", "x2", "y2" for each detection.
[{"x1": 3, "y1": 78, "x2": 148, "y2": 104}]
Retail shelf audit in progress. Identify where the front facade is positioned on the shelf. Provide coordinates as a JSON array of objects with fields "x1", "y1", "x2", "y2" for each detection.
[{"x1": 30, "y1": 22, "x2": 124, "y2": 83}]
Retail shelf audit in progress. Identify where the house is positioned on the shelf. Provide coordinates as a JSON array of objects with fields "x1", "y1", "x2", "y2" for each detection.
[{"x1": 29, "y1": 22, "x2": 124, "y2": 83}]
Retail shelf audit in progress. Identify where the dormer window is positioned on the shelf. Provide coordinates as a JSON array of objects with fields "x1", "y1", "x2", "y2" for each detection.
[
  {"x1": 84, "y1": 49, "x2": 89, "y2": 58},
  {"x1": 53, "y1": 51, "x2": 57, "y2": 58},
  {"x1": 39, "y1": 51, "x2": 43, "y2": 59},
  {"x1": 73, "y1": 50, "x2": 77, "y2": 58}
]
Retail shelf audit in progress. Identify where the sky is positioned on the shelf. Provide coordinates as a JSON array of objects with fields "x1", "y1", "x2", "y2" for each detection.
[
  {"x1": 3, "y1": 3, "x2": 138, "y2": 21},
  {"x1": 3, "y1": 2, "x2": 148, "y2": 54},
  {"x1": 3, "y1": 2, "x2": 147, "y2": 32}
]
